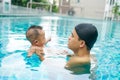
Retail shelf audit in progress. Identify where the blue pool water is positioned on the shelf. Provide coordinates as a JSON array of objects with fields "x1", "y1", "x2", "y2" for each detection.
[{"x1": 0, "y1": 16, "x2": 120, "y2": 80}]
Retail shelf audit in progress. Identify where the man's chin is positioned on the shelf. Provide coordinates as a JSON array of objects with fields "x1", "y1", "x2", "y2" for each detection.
[
  {"x1": 67, "y1": 45, "x2": 71, "y2": 49},
  {"x1": 67, "y1": 44, "x2": 69, "y2": 48}
]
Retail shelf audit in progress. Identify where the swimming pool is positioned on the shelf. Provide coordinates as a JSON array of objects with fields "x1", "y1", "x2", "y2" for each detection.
[{"x1": 0, "y1": 16, "x2": 120, "y2": 80}]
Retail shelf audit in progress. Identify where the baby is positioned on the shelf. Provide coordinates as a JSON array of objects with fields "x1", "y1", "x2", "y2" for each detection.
[{"x1": 26, "y1": 25, "x2": 50, "y2": 61}]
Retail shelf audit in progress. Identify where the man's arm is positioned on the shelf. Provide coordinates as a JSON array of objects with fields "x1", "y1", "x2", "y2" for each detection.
[{"x1": 65, "y1": 56, "x2": 90, "y2": 69}]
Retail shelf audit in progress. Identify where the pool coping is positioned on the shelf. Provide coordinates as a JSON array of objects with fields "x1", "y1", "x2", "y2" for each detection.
[{"x1": 0, "y1": 13, "x2": 54, "y2": 17}]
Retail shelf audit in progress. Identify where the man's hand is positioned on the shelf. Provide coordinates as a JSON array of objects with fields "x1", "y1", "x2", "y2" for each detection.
[
  {"x1": 28, "y1": 46, "x2": 36, "y2": 57},
  {"x1": 28, "y1": 46, "x2": 45, "y2": 61}
]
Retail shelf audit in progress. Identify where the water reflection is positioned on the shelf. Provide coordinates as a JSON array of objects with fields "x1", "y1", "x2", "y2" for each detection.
[{"x1": 0, "y1": 16, "x2": 120, "y2": 80}]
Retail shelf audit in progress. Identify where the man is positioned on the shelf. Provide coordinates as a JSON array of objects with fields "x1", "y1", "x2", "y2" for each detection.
[{"x1": 65, "y1": 23, "x2": 98, "y2": 74}]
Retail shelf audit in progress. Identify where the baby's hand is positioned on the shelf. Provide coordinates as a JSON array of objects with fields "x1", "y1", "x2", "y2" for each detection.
[
  {"x1": 28, "y1": 46, "x2": 44, "y2": 60},
  {"x1": 28, "y1": 46, "x2": 44, "y2": 57},
  {"x1": 35, "y1": 46, "x2": 44, "y2": 56},
  {"x1": 34, "y1": 46, "x2": 45, "y2": 61},
  {"x1": 28, "y1": 46, "x2": 36, "y2": 57}
]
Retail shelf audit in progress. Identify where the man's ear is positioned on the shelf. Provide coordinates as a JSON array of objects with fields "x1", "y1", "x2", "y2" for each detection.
[{"x1": 79, "y1": 40, "x2": 85, "y2": 47}]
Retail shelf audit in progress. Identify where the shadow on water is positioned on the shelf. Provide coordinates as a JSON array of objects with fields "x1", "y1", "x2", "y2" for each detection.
[{"x1": 21, "y1": 52, "x2": 42, "y2": 68}]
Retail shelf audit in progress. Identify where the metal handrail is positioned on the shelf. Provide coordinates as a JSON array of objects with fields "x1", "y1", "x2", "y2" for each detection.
[{"x1": 27, "y1": 2, "x2": 52, "y2": 12}]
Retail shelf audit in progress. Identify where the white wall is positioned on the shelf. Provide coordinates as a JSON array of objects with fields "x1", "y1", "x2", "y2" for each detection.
[{"x1": 70, "y1": 0, "x2": 106, "y2": 19}]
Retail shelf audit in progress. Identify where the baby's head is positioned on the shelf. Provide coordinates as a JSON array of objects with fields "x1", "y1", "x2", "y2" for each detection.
[{"x1": 26, "y1": 25, "x2": 46, "y2": 47}]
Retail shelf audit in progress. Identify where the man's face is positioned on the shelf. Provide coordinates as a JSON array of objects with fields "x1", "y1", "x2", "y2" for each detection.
[{"x1": 68, "y1": 28, "x2": 81, "y2": 51}]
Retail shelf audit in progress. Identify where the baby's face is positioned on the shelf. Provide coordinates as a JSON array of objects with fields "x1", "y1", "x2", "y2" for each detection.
[
  {"x1": 27, "y1": 28, "x2": 46, "y2": 47},
  {"x1": 36, "y1": 30, "x2": 46, "y2": 47}
]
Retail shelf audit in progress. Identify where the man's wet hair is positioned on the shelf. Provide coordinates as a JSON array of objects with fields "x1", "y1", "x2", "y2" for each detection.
[
  {"x1": 26, "y1": 25, "x2": 43, "y2": 43},
  {"x1": 75, "y1": 23, "x2": 98, "y2": 50}
]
